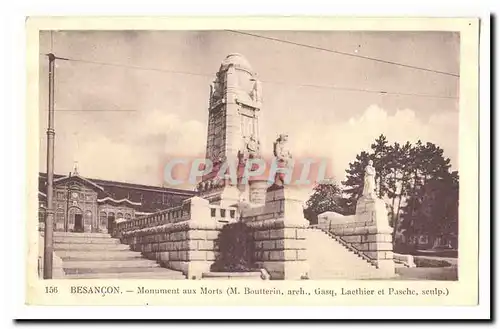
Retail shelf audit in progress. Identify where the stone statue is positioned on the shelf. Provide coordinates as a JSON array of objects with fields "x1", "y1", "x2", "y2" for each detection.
[
  {"x1": 249, "y1": 77, "x2": 262, "y2": 103},
  {"x1": 211, "y1": 78, "x2": 222, "y2": 102},
  {"x1": 273, "y1": 134, "x2": 292, "y2": 167},
  {"x1": 239, "y1": 135, "x2": 261, "y2": 162},
  {"x1": 246, "y1": 135, "x2": 261, "y2": 159},
  {"x1": 362, "y1": 160, "x2": 377, "y2": 197}
]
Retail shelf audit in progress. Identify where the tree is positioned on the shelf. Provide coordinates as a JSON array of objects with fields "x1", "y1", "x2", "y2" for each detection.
[
  {"x1": 304, "y1": 181, "x2": 345, "y2": 224},
  {"x1": 390, "y1": 141, "x2": 413, "y2": 235},
  {"x1": 370, "y1": 134, "x2": 393, "y2": 198},
  {"x1": 340, "y1": 136, "x2": 457, "y2": 251},
  {"x1": 400, "y1": 170, "x2": 458, "y2": 249},
  {"x1": 342, "y1": 134, "x2": 396, "y2": 214},
  {"x1": 342, "y1": 151, "x2": 371, "y2": 214}
]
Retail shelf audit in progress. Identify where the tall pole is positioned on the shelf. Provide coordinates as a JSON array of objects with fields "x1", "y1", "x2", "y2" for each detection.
[{"x1": 43, "y1": 53, "x2": 56, "y2": 279}]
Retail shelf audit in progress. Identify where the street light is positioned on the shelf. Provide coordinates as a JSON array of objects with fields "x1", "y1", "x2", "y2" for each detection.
[{"x1": 43, "y1": 53, "x2": 56, "y2": 279}]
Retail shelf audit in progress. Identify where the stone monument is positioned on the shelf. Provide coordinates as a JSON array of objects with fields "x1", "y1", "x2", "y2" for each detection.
[
  {"x1": 272, "y1": 134, "x2": 293, "y2": 186},
  {"x1": 356, "y1": 160, "x2": 392, "y2": 229},
  {"x1": 198, "y1": 54, "x2": 263, "y2": 207},
  {"x1": 197, "y1": 54, "x2": 309, "y2": 279},
  {"x1": 318, "y1": 160, "x2": 395, "y2": 277}
]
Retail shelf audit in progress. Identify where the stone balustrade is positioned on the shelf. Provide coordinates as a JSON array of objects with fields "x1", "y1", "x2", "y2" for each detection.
[
  {"x1": 116, "y1": 203, "x2": 190, "y2": 234},
  {"x1": 393, "y1": 253, "x2": 417, "y2": 268},
  {"x1": 117, "y1": 197, "x2": 226, "y2": 279}
]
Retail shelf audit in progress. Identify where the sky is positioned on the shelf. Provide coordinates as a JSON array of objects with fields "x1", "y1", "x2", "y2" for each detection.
[{"x1": 38, "y1": 30, "x2": 460, "y2": 192}]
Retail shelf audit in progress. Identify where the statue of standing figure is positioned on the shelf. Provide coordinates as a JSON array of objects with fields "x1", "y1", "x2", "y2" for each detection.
[
  {"x1": 362, "y1": 160, "x2": 377, "y2": 198},
  {"x1": 273, "y1": 134, "x2": 292, "y2": 167},
  {"x1": 272, "y1": 134, "x2": 292, "y2": 186},
  {"x1": 245, "y1": 135, "x2": 261, "y2": 159}
]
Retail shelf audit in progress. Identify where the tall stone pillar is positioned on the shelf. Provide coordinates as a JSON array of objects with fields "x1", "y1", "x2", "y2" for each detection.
[
  {"x1": 199, "y1": 54, "x2": 263, "y2": 207},
  {"x1": 224, "y1": 65, "x2": 242, "y2": 163},
  {"x1": 181, "y1": 197, "x2": 221, "y2": 279}
]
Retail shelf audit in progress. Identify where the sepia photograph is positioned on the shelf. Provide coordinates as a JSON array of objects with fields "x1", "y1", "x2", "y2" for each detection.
[{"x1": 35, "y1": 28, "x2": 461, "y2": 282}]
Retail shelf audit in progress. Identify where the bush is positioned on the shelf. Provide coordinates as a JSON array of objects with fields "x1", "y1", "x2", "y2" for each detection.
[
  {"x1": 413, "y1": 256, "x2": 453, "y2": 268},
  {"x1": 210, "y1": 222, "x2": 257, "y2": 272},
  {"x1": 394, "y1": 242, "x2": 416, "y2": 255}
]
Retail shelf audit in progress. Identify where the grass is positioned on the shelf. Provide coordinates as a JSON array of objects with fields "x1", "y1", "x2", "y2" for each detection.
[{"x1": 395, "y1": 266, "x2": 458, "y2": 281}]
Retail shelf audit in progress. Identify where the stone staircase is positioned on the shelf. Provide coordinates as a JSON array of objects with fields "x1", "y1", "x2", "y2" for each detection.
[
  {"x1": 50, "y1": 232, "x2": 185, "y2": 279},
  {"x1": 305, "y1": 228, "x2": 394, "y2": 279}
]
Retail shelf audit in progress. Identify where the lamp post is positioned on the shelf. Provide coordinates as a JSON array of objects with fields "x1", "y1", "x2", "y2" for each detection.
[{"x1": 43, "y1": 53, "x2": 56, "y2": 279}]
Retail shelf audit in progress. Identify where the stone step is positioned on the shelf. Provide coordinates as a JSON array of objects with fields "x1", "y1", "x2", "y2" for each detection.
[
  {"x1": 43, "y1": 232, "x2": 112, "y2": 238},
  {"x1": 308, "y1": 256, "x2": 373, "y2": 264},
  {"x1": 309, "y1": 273, "x2": 378, "y2": 280},
  {"x1": 202, "y1": 272, "x2": 263, "y2": 280},
  {"x1": 54, "y1": 243, "x2": 131, "y2": 251},
  {"x1": 308, "y1": 263, "x2": 375, "y2": 270},
  {"x1": 53, "y1": 236, "x2": 120, "y2": 244},
  {"x1": 65, "y1": 269, "x2": 186, "y2": 279},
  {"x1": 64, "y1": 265, "x2": 166, "y2": 275},
  {"x1": 306, "y1": 228, "x2": 383, "y2": 279},
  {"x1": 56, "y1": 250, "x2": 144, "y2": 261},
  {"x1": 308, "y1": 253, "x2": 370, "y2": 260},
  {"x1": 63, "y1": 259, "x2": 158, "y2": 269}
]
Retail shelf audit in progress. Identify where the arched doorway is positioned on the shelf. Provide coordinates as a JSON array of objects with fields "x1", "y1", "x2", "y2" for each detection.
[
  {"x1": 84, "y1": 210, "x2": 92, "y2": 232},
  {"x1": 68, "y1": 207, "x2": 83, "y2": 232},
  {"x1": 99, "y1": 211, "x2": 107, "y2": 232},
  {"x1": 107, "y1": 212, "x2": 115, "y2": 233}
]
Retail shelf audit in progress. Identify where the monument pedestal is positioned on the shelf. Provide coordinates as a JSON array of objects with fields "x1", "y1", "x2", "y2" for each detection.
[
  {"x1": 354, "y1": 196, "x2": 394, "y2": 275},
  {"x1": 243, "y1": 186, "x2": 309, "y2": 280},
  {"x1": 248, "y1": 179, "x2": 268, "y2": 206},
  {"x1": 356, "y1": 195, "x2": 391, "y2": 228}
]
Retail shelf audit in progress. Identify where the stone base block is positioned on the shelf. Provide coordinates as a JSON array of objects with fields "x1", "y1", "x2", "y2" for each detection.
[
  {"x1": 256, "y1": 261, "x2": 309, "y2": 280},
  {"x1": 219, "y1": 185, "x2": 241, "y2": 208},
  {"x1": 356, "y1": 196, "x2": 390, "y2": 228},
  {"x1": 375, "y1": 259, "x2": 395, "y2": 275},
  {"x1": 165, "y1": 260, "x2": 212, "y2": 280},
  {"x1": 249, "y1": 180, "x2": 268, "y2": 206}
]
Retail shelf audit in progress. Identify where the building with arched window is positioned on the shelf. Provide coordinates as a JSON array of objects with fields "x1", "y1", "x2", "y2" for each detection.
[{"x1": 38, "y1": 170, "x2": 195, "y2": 233}]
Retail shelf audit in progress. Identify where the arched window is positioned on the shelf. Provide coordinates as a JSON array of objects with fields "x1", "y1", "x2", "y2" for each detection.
[
  {"x1": 117, "y1": 212, "x2": 124, "y2": 220},
  {"x1": 100, "y1": 212, "x2": 107, "y2": 227},
  {"x1": 56, "y1": 209, "x2": 64, "y2": 224},
  {"x1": 84, "y1": 210, "x2": 92, "y2": 227},
  {"x1": 125, "y1": 213, "x2": 132, "y2": 220}
]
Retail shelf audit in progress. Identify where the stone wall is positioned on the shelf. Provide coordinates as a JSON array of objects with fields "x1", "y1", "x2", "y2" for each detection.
[
  {"x1": 242, "y1": 186, "x2": 309, "y2": 280},
  {"x1": 116, "y1": 186, "x2": 310, "y2": 280},
  {"x1": 117, "y1": 197, "x2": 235, "y2": 279},
  {"x1": 328, "y1": 223, "x2": 394, "y2": 272}
]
